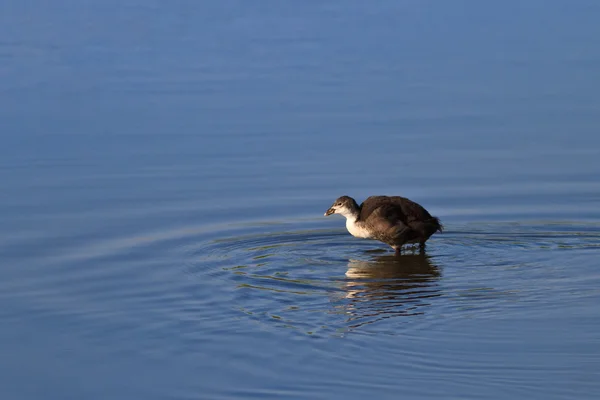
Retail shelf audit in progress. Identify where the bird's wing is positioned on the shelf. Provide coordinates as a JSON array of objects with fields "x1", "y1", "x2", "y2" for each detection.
[
  {"x1": 363, "y1": 203, "x2": 416, "y2": 244},
  {"x1": 360, "y1": 195, "x2": 438, "y2": 238},
  {"x1": 359, "y1": 196, "x2": 399, "y2": 221},
  {"x1": 360, "y1": 197, "x2": 409, "y2": 226},
  {"x1": 389, "y1": 196, "x2": 433, "y2": 222}
]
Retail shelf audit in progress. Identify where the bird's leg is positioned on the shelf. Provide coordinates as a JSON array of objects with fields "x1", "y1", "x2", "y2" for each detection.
[
  {"x1": 394, "y1": 247, "x2": 402, "y2": 256},
  {"x1": 419, "y1": 241, "x2": 426, "y2": 254}
]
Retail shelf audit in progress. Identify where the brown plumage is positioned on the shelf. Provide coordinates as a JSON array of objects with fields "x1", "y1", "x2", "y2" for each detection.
[{"x1": 324, "y1": 195, "x2": 443, "y2": 255}]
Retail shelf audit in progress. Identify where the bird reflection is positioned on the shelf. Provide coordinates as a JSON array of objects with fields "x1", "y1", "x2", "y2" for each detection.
[{"x1": 339, "y1": 254, "x2": 442, "y2": 328}]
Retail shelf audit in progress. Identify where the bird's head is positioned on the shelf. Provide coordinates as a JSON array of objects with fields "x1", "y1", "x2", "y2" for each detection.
[{"x1": 324, "y1": 195, "x2": 359, "y2": 218}]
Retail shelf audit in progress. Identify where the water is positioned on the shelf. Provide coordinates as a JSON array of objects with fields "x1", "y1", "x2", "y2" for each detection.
[{"x1": 2, "y1": 1, "x2": 600, "y2": 399}]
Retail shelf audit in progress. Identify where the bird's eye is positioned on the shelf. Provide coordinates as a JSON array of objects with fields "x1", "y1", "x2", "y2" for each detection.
[{"x1": 336, "y1": 203, "x2": 342, "y2": 206}]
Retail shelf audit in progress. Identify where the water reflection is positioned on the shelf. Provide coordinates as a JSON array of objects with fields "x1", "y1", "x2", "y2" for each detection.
[{"x1": 339, "y1": 254, "x2": 442, "y2": 328}]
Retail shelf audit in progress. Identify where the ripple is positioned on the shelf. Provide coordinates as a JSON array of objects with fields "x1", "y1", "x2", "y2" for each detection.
[
  {"x1": 3, "y1": 214, "x2": 600, "y2": 400},
  {"x1": 181, "y1": 219, "x2": 600, "y2": 336},
  {"x1": 4, "y1": 218, "x2": 600, "y2": 342}
]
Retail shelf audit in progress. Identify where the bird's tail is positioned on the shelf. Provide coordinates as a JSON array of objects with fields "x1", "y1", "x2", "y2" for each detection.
[{"x1": 431, "y1": 216, "x2": 444, "y2": 233}]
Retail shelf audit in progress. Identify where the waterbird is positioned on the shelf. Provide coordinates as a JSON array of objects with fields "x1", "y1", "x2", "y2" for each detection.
[{"x1": 324, "y1": 195, "x2": 443, "y2": 255}]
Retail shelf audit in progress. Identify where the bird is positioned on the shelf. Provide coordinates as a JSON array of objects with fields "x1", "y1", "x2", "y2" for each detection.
[{"x1": 324, "y1": 195, "x2": 443, "y2": 255}]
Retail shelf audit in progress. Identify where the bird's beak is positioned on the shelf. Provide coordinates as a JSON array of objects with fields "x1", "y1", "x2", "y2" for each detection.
[{"x1": 324, "y1": 207, "x2": 335, "y2": 216}]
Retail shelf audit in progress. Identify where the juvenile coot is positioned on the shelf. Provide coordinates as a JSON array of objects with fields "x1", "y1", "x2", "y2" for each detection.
[{"x1": 324, "y1": 195, "x2": 443, "y2": 255}]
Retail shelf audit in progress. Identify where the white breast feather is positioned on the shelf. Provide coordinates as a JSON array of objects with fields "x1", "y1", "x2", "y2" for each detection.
[{"x1": 346, "y1": 219, "x2": 371, "y2": 238}]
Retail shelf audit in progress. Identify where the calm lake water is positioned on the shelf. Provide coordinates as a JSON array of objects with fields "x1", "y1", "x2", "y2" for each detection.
[{"x1": 2, "y1": 1, "x2": 600, "y2": 399}]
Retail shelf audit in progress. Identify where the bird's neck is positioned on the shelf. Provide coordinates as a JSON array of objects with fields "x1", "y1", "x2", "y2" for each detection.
[
  {"x1": 344, "y1": 206, "x2": 361, "y2": 220},
  {"x1": 344, "y1": 212, "x2": 358, "y2": 223}
]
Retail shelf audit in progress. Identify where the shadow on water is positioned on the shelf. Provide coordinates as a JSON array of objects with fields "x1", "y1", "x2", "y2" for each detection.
[{"x1": 336, "y1": 254, "x2": 442, "y2": 329}]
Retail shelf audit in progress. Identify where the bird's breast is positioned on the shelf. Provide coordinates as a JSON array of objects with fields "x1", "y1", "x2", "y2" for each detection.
[{"x1": 346, "y1": 220, "x2": 371, "y2": 238}]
